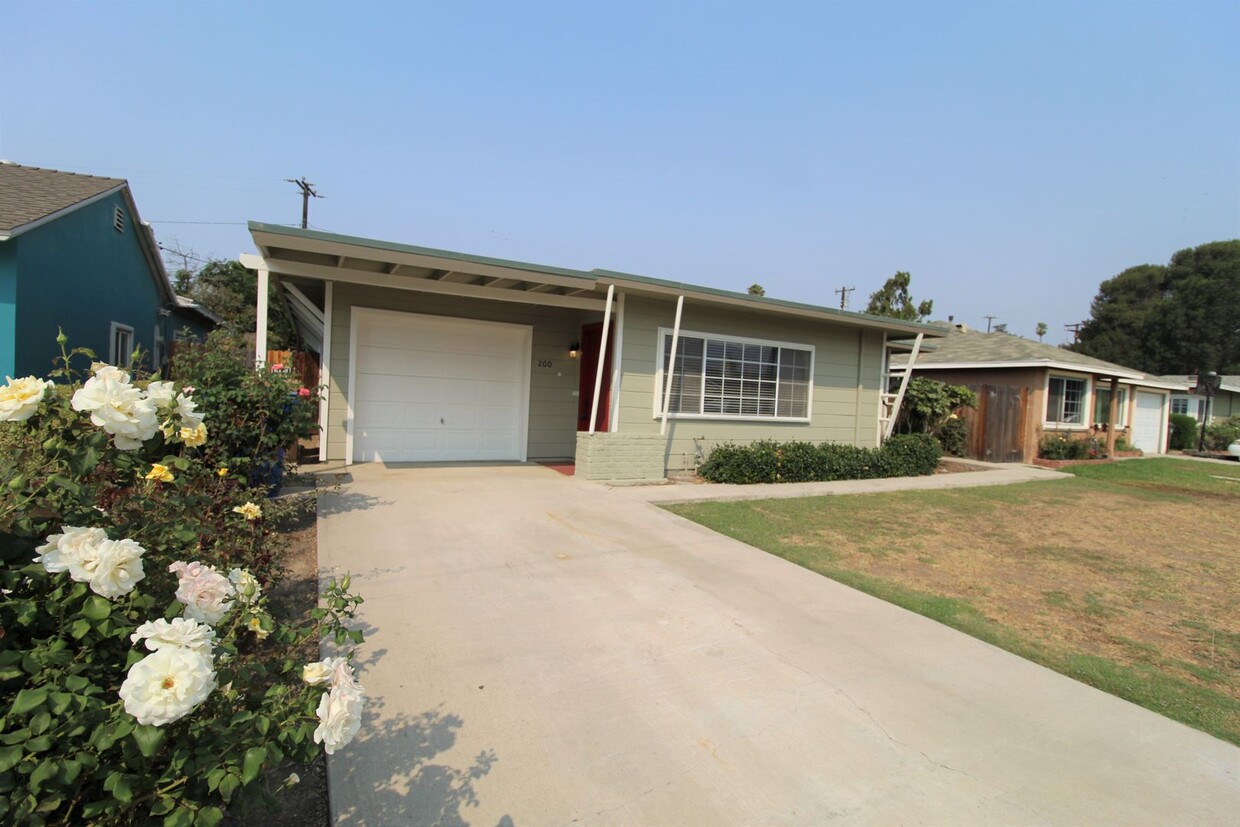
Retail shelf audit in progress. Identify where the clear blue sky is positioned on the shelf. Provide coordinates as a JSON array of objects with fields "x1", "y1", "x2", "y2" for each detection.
[{"x1": 2, "y1": 1, "x2": 1236, "y2": 343}]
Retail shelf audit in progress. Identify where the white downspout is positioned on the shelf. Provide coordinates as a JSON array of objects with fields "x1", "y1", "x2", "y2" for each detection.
[
  {"x1": 659, "y1": 295, "x2": 685, "y2": 436},
  {"x1": 884, "y1": 332, "x2": 924, "y2": 440},
  {"x1": 588, "y1": 284, "x2": 615, "y2": 434},
  {"x1": 255, "y1": 267, "x2": 270, "y2": 368}
]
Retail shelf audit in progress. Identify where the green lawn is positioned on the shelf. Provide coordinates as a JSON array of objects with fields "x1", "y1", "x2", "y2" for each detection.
[{"x1": 666, "y1": 458, "x2": 1240, "y2": 745}]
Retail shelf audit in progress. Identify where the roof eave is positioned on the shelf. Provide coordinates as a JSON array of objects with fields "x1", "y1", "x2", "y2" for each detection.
[
  {"x1": 595, "y1": 271, "x2": 950, "y2": 337},
  {"x1": 913, "y1": 360, "x2": 1147, "y2": 380}
]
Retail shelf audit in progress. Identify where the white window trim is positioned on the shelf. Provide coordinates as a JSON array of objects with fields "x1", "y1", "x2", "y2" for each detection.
[
  {"x1": 652, "y1": 327, "x2": 815, "y2": 423},
  {"x1": 109, "y1": 322, "x2": 135, "y2": 366},
  {"x1": 1043, "y1": 372, "x2": 1093, "y2": 430}
]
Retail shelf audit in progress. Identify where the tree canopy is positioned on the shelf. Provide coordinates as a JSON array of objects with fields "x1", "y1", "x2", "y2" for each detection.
[
  {"x1": 1072, "y1": 240, "x2": 1240, "y2": 374},
  {"x1": 174, "y1": 259, "x2": 298, "y2": 350},
  {"x1": 864, "y1": 271, "x2": 934, "y2": 321}
]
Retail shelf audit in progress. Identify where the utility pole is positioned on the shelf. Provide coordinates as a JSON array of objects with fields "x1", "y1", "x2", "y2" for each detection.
[
  {"x1": 285, "y1": 177, "x2": 322, "y2": 229},
  {"x1": 1065, "y1": 321, "x2": 1086, "y2": 342},
  {"x1": 835, "y1": 286, "x2": 855, "y2": 310},
  {"x1": 984, "y1": 315, "x2": 997, "y2": 332}
]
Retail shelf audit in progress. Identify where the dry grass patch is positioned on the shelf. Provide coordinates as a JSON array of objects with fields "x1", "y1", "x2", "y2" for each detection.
[{"x1": 668, "y1": 463, "x2": 1240, "y2": 744}]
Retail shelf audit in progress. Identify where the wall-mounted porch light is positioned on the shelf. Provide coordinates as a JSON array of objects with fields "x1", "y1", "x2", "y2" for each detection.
[{"x1": 569, "y1": 342, "x2": 580, "y2": 359}]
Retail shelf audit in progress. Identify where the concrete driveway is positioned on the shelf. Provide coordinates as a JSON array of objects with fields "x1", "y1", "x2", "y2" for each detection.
[{"x1": 317, "y1": 464, "x2": 1239, "y2": 826}]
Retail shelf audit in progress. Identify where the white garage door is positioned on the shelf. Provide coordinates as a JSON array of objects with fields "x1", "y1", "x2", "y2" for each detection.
[
  {"x1": 350, "y1": 309, "x2": 531, "y2": 462},
  {"x1": 1131, "y1": 391, "x2": 1166, "y2": 454}
]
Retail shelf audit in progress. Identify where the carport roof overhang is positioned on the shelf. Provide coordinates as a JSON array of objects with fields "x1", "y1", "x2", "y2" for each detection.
[{"x1": 242, "y1": 222, "x2": 950, "y2": 338}]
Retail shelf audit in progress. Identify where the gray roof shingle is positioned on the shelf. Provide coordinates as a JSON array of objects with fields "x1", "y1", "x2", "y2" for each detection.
[
  {"x1": 914, "y1": 328, "x2": 1146, "y2": 377},
  {"x1": 0, "y1": 162, "x2": 125, "y2": 234}
]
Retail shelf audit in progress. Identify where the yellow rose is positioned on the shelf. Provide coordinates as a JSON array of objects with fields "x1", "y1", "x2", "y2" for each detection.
[
  {"x1": 232, "y1": 502, "x2": 262, "y2": 521},
  {"x1": 179, "y1": 422, "x2": 208, "y2": 447},
  {"x1": 217, "y1": 467, "x2": 229, "y2": 477},
  {"x1": 145, "y1": 464, "x2": 175, "y2": 483}
]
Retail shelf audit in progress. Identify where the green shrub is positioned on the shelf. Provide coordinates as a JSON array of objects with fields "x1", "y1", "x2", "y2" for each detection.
[
  {"x1": 895, "y1": 378, "x2": 977, "y2": 457},
  {"x1": 1204, "y1": 415, "x2": 1240, "y2": 451},
  {"x1": 0, "y1": 339, "x2": 365, "y2": 825},
  {"x1": 1038, "y1": 432, "x2": 1107, "y2": 460},
  {"x1": 878, "y1": 433, "x2": 944, "y2": 476},
  {"x1": 1168, "y1": 413, "x2": 1201, "y2": 450},
  {"x1": 170, "y1": 331, "x2": 319, "y2": 484},
  {"x1": 698, "y1": 434, "x2": 940, "y2": 484}
]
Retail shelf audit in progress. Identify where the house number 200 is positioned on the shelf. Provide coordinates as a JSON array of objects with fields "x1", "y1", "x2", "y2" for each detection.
[{"x1": 537, "y1": 359, "x2": 553, "y2": 368}]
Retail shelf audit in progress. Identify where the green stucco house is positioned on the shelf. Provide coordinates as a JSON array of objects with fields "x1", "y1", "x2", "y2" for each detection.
[
  {"x1": 0, "y1": 162, "x2": 216, "y2": 379},
  {"x1": 242, "y1": 222, "x2": 949, "y2": 480}
]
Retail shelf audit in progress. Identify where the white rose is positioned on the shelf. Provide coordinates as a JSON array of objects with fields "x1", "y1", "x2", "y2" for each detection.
[
  {"x1": 169, "y1": 561, "x2": 235, "y2": 625},
  {"x1": 0, "y1": 376, "x2": 54, "y2": 422},
  {"x1": 131, "y1": 617, "x2": 216, "y2": 655},
  {"x1": 313, "y1": 680, "x2": 365, "y2": 754},
  {"x1": 34, "y1": 526, "x2": 109, "y2": 577},
  {"x1": 174, "y1": 393, "x2": 203, "y2": 428},
  {"x1": 144, "y1": 380, "x2": 177, "y2": 408},
  {"x1": 228, "y1": 568, "x2": 261, "y2": 605},
  {"x1": 302, "y1": 656, "x2": 358, "y2": 688},
  {"x1": 88, "y1": 538, "x2": 146, "y2": 599},
  {"x1": 90, "y1": 362, "x2": 131, "y2": 384},
  {"x1": 119, "y1": 647, "x2": 216, "y2": 726},
  {"x1": 72, "y1": 376, "x2": 160, "y2": 449}
]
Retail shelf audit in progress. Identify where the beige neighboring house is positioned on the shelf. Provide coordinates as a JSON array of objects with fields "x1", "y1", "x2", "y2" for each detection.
[
  {"x1": 1156, "y1": 375, "x2": 1240, "y2": 423},
  {"x1": 242, "y1": 223, "x2": 948, "y2": 481},
  {"x1": 894, "y1": 327, "x2": 1180, "y2": 463}
]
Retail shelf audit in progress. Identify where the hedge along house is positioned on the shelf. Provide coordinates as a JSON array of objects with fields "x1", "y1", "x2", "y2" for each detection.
[
  {"x1": 0, "y1": 162, "x2": 216, "y2": 378},
  {"x1": 895, "y1": 326, "x2": 1181, "y2": 462},
  {"x1": 243, "y1": 223, "x2": 948, "y2": 481}
]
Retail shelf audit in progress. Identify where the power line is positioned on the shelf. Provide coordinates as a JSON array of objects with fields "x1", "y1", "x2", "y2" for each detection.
[{"x1": 149, "y1": 220, "x2": 248, "y2": 225}]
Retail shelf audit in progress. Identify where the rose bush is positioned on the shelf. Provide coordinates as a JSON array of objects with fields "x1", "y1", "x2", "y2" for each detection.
[{"x1": 0, "y1": 339, "x2": 365, "y2": 825}]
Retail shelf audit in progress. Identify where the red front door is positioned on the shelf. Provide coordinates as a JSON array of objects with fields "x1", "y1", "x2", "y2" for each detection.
[{"x1": 577, "y1": 322, "x2": 613, "y2": 432}]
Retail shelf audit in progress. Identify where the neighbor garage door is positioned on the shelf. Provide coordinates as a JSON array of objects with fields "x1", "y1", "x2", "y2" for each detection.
[
  {"x1": 350, "y1": 309, "x2": 531, "y2": 462},
  {"x1": 1131, "y1": 391, "x2": 1166, "y2": 454}
]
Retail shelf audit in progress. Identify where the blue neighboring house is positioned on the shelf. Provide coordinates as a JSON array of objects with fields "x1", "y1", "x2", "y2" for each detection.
[{"x1": 0, "y1": 162, "x2": 217, "y2": 379}]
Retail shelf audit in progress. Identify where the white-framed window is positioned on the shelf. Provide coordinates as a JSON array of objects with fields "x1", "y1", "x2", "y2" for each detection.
[
  {"x1": 1093, "y1": 386, "x2": 1128, "y2": 427},
  {"x1": 109, "y1": 322, "x2": 134, "y2": 366},
  {"x1": 1046, "y1": 374, "x2": 1088, "y2": 426},
  {"x1": 655, "y1": 328, "x2": 814, "y2": 421},
  {"x1": 1170, "y1": 395, "x2": 1206, "y2": 419}
]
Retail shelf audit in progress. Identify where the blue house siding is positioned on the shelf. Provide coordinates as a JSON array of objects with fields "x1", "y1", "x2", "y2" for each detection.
[
  {"x1": 0, "y1": 243, "x2": 15, "y2": 377},
  {"x1": 12, "y1": 192, "x2": 165, "y2": 376}
]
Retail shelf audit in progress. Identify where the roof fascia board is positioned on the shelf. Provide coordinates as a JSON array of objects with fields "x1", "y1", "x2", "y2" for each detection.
[
  {"x1": 599, "y1": 275, "x2": 948, "y2": 337},
  {"x1": 240, "y1": 254, "x2": 607, "y2": 312},
  {"x1": 1, "y1": 183, "x2": 126, "y2": 241},
  {"x1": 914, "y1": 360, "x2": 1146, "y2": 379},
  {"x1": 251, "y1": 230, "x2": 599, "y2": 292},
  {"x1": 249, "y1": 222, "x2": 597, "y2": 285}
]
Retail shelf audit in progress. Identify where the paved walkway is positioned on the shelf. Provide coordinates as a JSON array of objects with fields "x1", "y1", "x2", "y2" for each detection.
[{"x1": 318, "y1": 463, "x2": 1239, "y2": 826}]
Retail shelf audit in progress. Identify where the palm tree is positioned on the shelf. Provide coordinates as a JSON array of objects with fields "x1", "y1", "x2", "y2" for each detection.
[{"x1": 1036, "y1": 322, "x2": 1048, "y2": 342}]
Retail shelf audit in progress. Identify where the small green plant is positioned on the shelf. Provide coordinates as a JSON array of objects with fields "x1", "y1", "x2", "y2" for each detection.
[{"x1": 697, "y1": 434, "x2": 941, "y2": 484}]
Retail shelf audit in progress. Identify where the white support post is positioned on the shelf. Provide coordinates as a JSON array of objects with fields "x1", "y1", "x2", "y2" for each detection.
[
  {"x1": 659, "y1": 295, "x2": 685, "y2": 436},
  {"x1": 588, "y1": 284, "x2": 615, "y2": 434},
  {"x1": 318, "y1": 281, "x2": 333, "y2": 462},
  {"x1": 254, "y1": 267, "x2": 270, "y2": 369},
  {"x1": 883, "y1": 332, "x2": 923, "y2": 440}
]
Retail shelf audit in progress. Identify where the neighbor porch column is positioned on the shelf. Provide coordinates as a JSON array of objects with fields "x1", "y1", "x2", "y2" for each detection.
[
  {"x1": 1106, "y1": 377, "x2": 1119, "y2": 456},
  {"x1": 254, "y1": 267, "x2": 269, "y2": 368}
]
